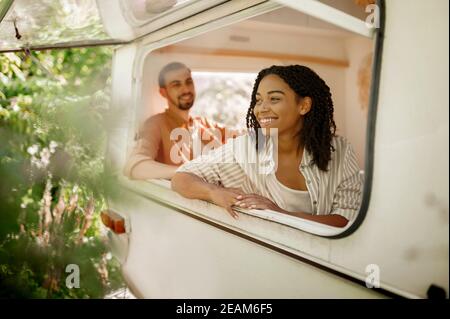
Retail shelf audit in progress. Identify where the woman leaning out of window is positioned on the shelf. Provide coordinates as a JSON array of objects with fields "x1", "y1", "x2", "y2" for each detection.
[{"x1": 171, "y1": 65, "x2": 363, "y2": 228}]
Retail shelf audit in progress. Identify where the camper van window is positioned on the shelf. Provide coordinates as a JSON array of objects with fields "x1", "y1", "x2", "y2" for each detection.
[
  {"x1": 0, "y1": 0, "x2": 114, "y2": 51},
  {"x1": 122, "y1": 0, "x2": 378, "y2": 238}
]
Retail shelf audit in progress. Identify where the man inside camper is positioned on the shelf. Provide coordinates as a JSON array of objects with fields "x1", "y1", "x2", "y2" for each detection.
[{"x1": 123, "y1": 62, "x2": 239, "y2": 180}]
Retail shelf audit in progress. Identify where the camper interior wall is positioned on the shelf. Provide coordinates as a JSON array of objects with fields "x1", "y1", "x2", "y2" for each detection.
[{"x1": 137, "y1": 21, "x2": 372, "y2": 167}]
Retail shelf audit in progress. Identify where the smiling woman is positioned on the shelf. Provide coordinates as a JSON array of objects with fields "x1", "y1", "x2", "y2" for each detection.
[{"x1": 172, "y1": 65, "x2": 362, "y2": 228}]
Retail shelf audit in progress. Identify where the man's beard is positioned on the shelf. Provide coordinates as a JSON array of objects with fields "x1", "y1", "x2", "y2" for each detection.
[{"x1": 176, "y1": 94, "x2": 194, "y2": 110}]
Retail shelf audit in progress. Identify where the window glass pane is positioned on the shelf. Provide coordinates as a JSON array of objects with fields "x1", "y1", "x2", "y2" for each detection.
[
  {"x1": 0, "y1": 0, "x2": 113, "y2": 51},
  {"x1": 191, "y1": 72, "x2": 256, "y2": 129}
]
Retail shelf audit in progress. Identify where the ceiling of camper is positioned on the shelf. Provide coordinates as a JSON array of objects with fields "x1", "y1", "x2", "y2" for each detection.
[
  {"x1": 246, "y1": 5, "x2": 365, "y2": 38},
  {"x1": 0, "y1": 0, "x2": 121, "y2": 52},
  {"x1": 259, "y1": 0, "x2": 369, "y2": 36}
]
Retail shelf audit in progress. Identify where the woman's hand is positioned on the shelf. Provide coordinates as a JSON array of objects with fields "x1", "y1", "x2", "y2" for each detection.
[
  {"x1": 234, "y1": 193, "x2": 286, "y2": 214},
  {"x1": 234, "y1": 193, "x2": 349, "y2": 227},
  {"x1": 208, "y1": 186, "x2": 246, "y2": 219}
]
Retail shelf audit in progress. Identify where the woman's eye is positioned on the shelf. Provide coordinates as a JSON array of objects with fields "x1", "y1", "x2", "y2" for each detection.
[
  {"x1": 255, "y1": 99, "x2": 262, "y2": 105},
  {"x1": 271, "y1": 97, "x2": 280, "y2": 102}
]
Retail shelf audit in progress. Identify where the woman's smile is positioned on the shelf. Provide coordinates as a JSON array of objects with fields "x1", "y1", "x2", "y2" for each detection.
[{"x1": 258, "y1": 116, "x2": 279, "y2": 127}]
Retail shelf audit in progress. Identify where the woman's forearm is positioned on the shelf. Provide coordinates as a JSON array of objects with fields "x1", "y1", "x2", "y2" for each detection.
[
  {"x1": 172, "y1": 175, "x2": 348, "y2": 227},
  {"x1": 281, "y1": 210, "x2": 349, "y2": 228},
  {"x1": 171, "y1": 172, "x2": 218, "y2": 201}
]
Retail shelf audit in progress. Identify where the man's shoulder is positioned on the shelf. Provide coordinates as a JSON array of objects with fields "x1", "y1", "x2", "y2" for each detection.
[
  {"x1": 143, "y1": 112, "x2": 166, "y2": 125},
  {"x1": 140, "y1": 112, "x2": 168, "y2": 130},
  {"x1": 137, "y1": 112, "x2": 167, "y2": 138}
]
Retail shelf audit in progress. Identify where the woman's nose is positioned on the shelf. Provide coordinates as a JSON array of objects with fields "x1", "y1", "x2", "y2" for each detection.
[{"x1": 256, "y1": 100, "x2": 270, "y2": 113}]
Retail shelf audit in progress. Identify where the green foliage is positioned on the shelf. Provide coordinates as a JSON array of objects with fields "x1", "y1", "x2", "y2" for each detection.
[{"x1": 0, "y1": 47, "x2": 124, "y2": 298}]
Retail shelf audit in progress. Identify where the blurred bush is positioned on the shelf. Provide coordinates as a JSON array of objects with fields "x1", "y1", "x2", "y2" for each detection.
[{"x1": 0, "y1": 47, "x2": 124, "y2": 298}]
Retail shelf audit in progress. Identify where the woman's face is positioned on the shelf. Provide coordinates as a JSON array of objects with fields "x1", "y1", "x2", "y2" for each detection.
[{"x1": 253, "y1": 74, "x2": 311, "y2": 137}]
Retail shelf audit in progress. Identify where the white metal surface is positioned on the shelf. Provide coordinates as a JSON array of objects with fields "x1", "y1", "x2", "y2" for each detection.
[
  {"x1": 329, "y1": 0, "x2": 449, "y2": 297},
  {"x1": 111, "y1": 188, "x2": 386, "y2": 298}
]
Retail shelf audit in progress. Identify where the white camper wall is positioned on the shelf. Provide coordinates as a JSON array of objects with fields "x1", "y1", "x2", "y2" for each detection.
[
  {"x1": 108, "y1": 44, "x2": 139, "y2": 171},
  {"x1": 108, "y1": 0, "x2": 449, "y2": 298},
  {"x1": 330, "y1": 0, "x2": 449, "y2": 298}
]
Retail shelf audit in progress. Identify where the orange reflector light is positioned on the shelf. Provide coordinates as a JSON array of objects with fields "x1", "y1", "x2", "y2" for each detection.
[{"x1": 101, "y1": 210, "x2": 126, "y2": 234}]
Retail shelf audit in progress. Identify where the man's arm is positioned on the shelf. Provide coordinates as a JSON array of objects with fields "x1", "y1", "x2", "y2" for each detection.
[
  {"x1": 124, "y1": 116, "x2": 178, "y2": 180},
  {"x1": 171, "y1": 172, "x2": 216, "y2": 201},
  {"x1": 129, "y1": 160, "x2": 178, "y2": 180}
]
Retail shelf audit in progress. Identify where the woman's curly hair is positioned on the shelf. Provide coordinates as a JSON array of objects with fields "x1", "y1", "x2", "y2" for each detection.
[{"x1": 246, "y1": 65, "x2": 336, "y2": 171}]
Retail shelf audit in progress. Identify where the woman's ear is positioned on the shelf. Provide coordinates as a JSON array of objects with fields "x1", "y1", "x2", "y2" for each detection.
[{"x1": 298, "y1": 97, "x2": 312, "y2": 115}]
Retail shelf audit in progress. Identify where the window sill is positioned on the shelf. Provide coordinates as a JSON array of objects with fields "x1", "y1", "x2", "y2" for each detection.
[{"x1": 118, "y1": 176, "x2": 353, "y2": 264}]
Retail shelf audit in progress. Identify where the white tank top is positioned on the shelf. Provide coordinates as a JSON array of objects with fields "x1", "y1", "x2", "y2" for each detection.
[{"x1": 274, "y1": 177, "x2": 313, "y2": 214}]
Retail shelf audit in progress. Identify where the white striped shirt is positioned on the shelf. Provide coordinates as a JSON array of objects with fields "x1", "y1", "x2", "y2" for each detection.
[{"x1": 176, "y1": 134, "x2": 363, "y2": 221}]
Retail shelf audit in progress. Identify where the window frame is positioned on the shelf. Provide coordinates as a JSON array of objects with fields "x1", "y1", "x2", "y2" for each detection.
[
  {"x1": 332, "y1": 0, "x2": 385, "y2": 239},
  {"x1": 126, "y1": 0, "x2": 385, "y2": 239}
]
